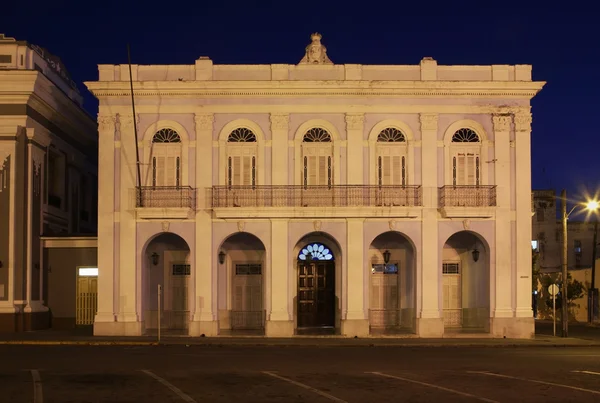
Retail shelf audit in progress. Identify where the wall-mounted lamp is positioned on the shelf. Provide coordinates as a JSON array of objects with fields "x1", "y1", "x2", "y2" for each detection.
[
  {"x1": 0, "y1": 260, "x2": 3, "y2": 269},
  {"x1": 383, "y1": 250, "x2": 391, "y2": 264},
  {"x1": 218, "y1": 250, "x2": 226, "y2": 264},
  {"x1": 150, "y1": 252, "x2": 159, "y2": 266},
  {"x1": 472, "y1": 248, "x2": 480, "y2": 262}
]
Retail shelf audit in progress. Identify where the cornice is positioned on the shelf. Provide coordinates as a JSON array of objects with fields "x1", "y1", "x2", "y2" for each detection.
[{"x1": 85, "y1": 80, "x2": 546, "y2": 99}]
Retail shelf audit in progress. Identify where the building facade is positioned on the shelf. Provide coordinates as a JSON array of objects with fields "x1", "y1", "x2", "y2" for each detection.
[
  {"x1": 0, "y1": 34, "x2": 98, "y2": 331},
  {"x1": 85, "y1": 33, "x2": 544, "y2": 338},
  {"x1": 532, "y1": 189, "x2": 599, "y2": 321}
]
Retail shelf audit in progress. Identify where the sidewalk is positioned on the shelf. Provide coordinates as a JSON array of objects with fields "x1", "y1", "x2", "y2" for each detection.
[{"x1": 1, "y1": 326, "x2": 600, "y2": 347}]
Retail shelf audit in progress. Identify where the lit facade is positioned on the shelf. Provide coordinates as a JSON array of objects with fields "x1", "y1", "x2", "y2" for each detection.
[
  {"x1": 0, "y1": 34, "x2": 98, "y2": 331},
  {"x1": 85, "y1": 34, "x2": 545, "y2": 338}
]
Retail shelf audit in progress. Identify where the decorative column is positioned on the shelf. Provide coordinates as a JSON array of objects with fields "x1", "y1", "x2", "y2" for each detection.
[
  {"x1": 418, "y1": 113, "x2": 443, "y2": 336},
  {"x1": 94, "y1": 114, "x2": 117, "y2": 333},
  {"x1": 342, "y1": 218, "x2": 368, "y2": 336},
  {"x1": 492, "y1": 115, "x2": 513, "y2": 327},
  {"x1": 190, "y1": 113, "x2": 218, "y2": 336},
  {"x1": 0, "y1": 139, "x2": 16, "y2": 314},
  {"x1": 116, "y1": 113, "x2": 141, "y2": 334},
  {"x1": 24, "y1": 129, "x2": 35, "y2": 312},
  {"x1": 266, "y1": 219, "x2": 293, "y2": 336},
  {"x1": 514, "y1": 112, "x2": 534, "y2": 333},
  {"x1": 270, "y1": 114, "x2": 289, "y2": 186},
  {"x1": 345, "y1": 113, "x2": 364, "y2": 185}
]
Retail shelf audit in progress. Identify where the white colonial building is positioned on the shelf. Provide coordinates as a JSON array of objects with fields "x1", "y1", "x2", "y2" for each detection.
[{"x1": 85, "y1": 33, "x2": 544, "y2": 338}]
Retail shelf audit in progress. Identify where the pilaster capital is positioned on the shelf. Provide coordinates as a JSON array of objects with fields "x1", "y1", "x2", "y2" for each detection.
[
  {"x1": 492, "y1": 114, "x2": 512, "y2": 132},
  {"x1": 345, "y1": 113, "x2": 364, "y2": 131},
  {"x1": 0, "y1": 150, "x2": 10, "y2": 172},
  {"x1": 270, "y1": 113, "x2": 289, "y2": 131},
  {"x1": 419, "y1": 113, "x2": 438, "y2": 131},
  {"x1": 514, "y1": 112, "x2": 532, "y2": 132},
  {"x1": 194, "y1": 113, "x2": 214, "y2": 131},
  {"x1": 98, "y1": 114, "x2": 116, "y2": 132},
  {"x1": 119, "y1": 114, "x2": 139, "y2": 131}
]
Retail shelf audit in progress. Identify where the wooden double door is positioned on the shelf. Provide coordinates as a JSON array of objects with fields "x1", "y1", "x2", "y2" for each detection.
[{"x1": 297, "y1": 261, "x2": 335, "y2": 330}]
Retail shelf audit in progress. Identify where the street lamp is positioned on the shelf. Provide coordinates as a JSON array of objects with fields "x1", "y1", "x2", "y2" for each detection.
[{"x1": 560, "y1": 190, "x2": 599, "y2": 336}]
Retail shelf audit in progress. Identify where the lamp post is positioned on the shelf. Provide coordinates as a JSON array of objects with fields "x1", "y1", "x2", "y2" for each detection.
[
  {"x1": 560, "y1": 191, "x2": 599, "y2": 337},
  {"x1": 590, "y1": 220, "x2": 598, "y2": 323}
]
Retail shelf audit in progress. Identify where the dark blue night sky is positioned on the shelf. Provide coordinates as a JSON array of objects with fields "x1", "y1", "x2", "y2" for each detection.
[{"x1": 1, "y1": 2, "x2": 597, "y2": 202}]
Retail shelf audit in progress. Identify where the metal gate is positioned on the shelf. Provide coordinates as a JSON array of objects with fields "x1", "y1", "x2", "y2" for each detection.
[{"x1": 76, "y1": 268, "x2": 98, "y2": 325}]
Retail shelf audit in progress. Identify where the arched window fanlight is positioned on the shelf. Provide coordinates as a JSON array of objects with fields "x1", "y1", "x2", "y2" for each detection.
[
  {"x1": 228, "y1": 128, "x2": 257, "y2": 142},
  {"x1": 451, "y1": 128, "x2": 480, "y2": 143},
  {"x1": 152, "y1": 128, "x2": 181, "y2": 143},
  {"x1": 303, "y1": 128, "x2": 332, "y2": 142},
  {"x1": 377, "y1": 128, "x2": 406, "y2": 142},
  {"x1": 298, "y1": 243, "x2": 334, "y2": 261}
]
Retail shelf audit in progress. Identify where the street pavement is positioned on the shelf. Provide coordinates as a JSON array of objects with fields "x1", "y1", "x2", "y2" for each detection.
[{"x1": 1, "y1": 344, "x2": 600, "y2": 402}]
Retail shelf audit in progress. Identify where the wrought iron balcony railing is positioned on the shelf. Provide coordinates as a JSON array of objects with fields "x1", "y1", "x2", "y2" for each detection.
[
  {"x1": 211, "y1": 185, "x2": 422, "y2": 208},
  {"x1": 136, "y1": 186, "x2": 196, "y2": 209},
  {"x1": 438, "y1": 185, "x2": 497, "y2": 208}
]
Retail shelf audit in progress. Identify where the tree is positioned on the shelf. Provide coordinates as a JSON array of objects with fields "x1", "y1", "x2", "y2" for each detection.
[{"x1": 539, "y1": 272, "x2": 585, "y2": 320}]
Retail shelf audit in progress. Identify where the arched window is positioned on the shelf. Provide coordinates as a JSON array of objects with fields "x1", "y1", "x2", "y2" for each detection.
[
  {"x1": 152, "y1": 128, "x2": 182, "y2": 188},
  {"x1": 451, "y1": 128, "x2": 481, "y2": 186},
  {"x1": 302, "y1": 128, "x2": 332, "y2": 188},
  {"x1": 298, "y1": 242, "x2": 334, "y2": 261},
  {"x1": 376, "y1": 128, "x2": 407, "y2": 186},
  {"x1": 227, "y1": 128, "x2": 257, "y2": 188}
]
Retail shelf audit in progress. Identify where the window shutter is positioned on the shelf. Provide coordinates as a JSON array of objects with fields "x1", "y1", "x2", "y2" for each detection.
[
  {"x1": 457, "y1": 154, "x2": 466, "y2": 186},
  {"x1": 392, "y1": 156, "x2": 402, "y2": 185},
  {"x1": 382, "y1": 156, "x2": 391, "y2": 185},
  {"x1": 318, "y1": 156, "x2": 327, "y2": 185},
  {"x1": 155, "y1": 156, "x2": 165, "y2": 186},
  {"x1": 232, "y1": 156, "x2": 241, "y2": 186},
  {"x1": 308, "y1": 156, "x2": 317, "y2": 185},
  {"x1": 466, "y1": 154, "x2": 475, "y2": 185},
  {"x1": 242, "y1": 156, "x2": 252, "y2": 186}
]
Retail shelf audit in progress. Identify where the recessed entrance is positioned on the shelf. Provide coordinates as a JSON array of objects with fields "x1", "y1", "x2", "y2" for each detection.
[{"x1": 297, "y1": 242, "x2": 335, "y2": 334}]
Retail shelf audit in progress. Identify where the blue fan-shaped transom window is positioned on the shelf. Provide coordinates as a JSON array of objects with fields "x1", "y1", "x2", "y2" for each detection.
[{"x1": 298, "y1": 243, "x2": 334, "y2": 261}]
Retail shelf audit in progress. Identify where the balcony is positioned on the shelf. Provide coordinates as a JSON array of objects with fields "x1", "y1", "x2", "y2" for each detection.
[
  {"x1": 211, "y1": 185, "x2": 422, "y2": 218},
  {"x1": 438, "y1": 185, "x2": 496, "y2": 218},
  {"x1": 135, "y1": 186, "x2": 196, "y2": 219}
]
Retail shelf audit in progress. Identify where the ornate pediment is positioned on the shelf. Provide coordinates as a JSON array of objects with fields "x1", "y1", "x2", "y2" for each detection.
[{"x1": 299, "y1": 33, "x2": 333, "y2": 65}]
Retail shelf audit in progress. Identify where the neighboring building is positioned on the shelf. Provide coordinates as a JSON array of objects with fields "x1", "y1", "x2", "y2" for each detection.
[
  {"x1": 0, "y1": 34, "x2": 98, "y2": 331},
  {"x1": 85, "y1": 33, "x2": 544, "y2": 338},
  {"x1": 532, "y1": 189, "x2": 599, "y2": 321}
]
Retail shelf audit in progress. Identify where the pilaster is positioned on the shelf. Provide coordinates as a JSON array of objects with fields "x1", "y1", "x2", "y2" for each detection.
[
  {"x1": 342, "y1": 218, "x2": 368, "y2": 336},
  {"x1": 345, "y1": 113, "x2": 364, "y2": 185},
  {"x1": 190, "y1": 113, "x2": 218, "y2": 336},
  {"x1": 0, "y1": 142, "x2": 16, "y2": 312},
  {"x1": 418, "y1": 113, "x2": 442, "y2": 315},
  {"x1": 514, "y1": 112, "x2": 534, "y2": 318},
  {"x1": 270, "y1": 114, "x2": 289, "y2": 186},
  {"x1": 24, "y1": 130, "x2": 34, "y2": 311},
  {"x1": 94, "y1": 114, "x2": 117, "y2": 328},
  {"x1": 492, "y1": 115, "x2": 513, "y2": 317},
  {"x1": 266, "y1": 219, "x2": 293, "y2": 336},
  {"x1": 116, "y1": 114, "x2": 140, "y2": 331}
]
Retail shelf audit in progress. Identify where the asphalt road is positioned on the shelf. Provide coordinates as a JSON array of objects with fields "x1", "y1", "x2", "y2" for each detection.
[{"x1": 1, "y1": 345, "x2": 599, "y2": 403}]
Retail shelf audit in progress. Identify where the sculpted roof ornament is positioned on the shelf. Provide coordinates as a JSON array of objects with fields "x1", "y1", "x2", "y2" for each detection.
[{"x1": 299, "y1": 33, "x2": 333, "y2": 65}]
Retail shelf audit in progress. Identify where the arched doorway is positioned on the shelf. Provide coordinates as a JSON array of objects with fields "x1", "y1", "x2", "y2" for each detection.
[
  {"x1": 442, "y1": 231, "x2": 490, "y2": 332},
  {"x1": 294, "y1": 233, "x2": 339, "y2": 335},
  {"x1": 143, "y1": 232, "x2": 191, "y2": 335},
  {"x1": 368, "y1": 231, "x2": 416, "y2": 334},
  {"x1": 218, "y1": 232, "x2": 266, "y2": 334}
]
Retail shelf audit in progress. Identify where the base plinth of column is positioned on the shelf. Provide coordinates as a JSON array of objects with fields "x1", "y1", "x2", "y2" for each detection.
[
  {"x1": 265, "y1": 320, "x2": 294, "y2": 337},
  {"x1": 416, "y1": 317, "x2": 444, "y2": 338},
  {"x1": 491, "y1": 317, "x2": 534, "y2": 339},
  {"x1": 189, "y1": 320, "x2": 219, "y2": 337},
  {"x1": 93, "y1": 320, "x2": 142, "y2": 336},
  {"x1": 341, "y1": 319, "x2": 369, "y2": 337}
]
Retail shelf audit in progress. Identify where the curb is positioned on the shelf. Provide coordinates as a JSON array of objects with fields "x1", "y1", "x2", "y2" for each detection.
[{"x1": 1, "y1": 340, "x2": 600, "y2": 347}]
